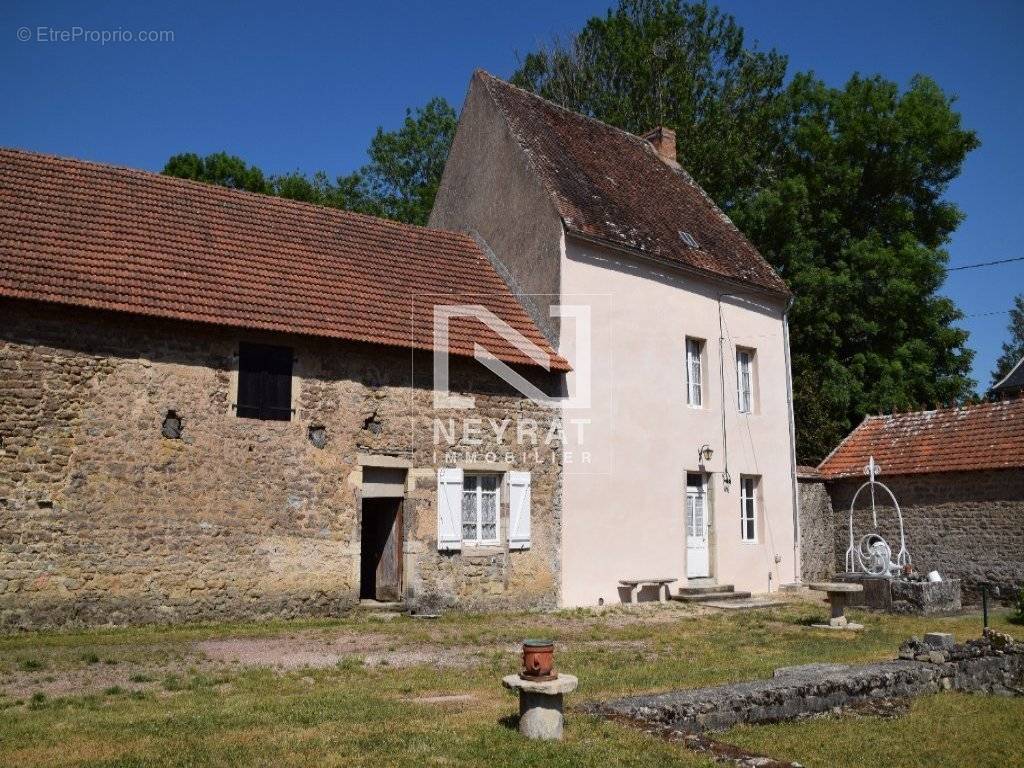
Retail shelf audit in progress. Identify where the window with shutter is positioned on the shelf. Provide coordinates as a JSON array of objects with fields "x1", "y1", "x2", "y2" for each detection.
[
  {"x1": 508, "y1": 471, "x2": 531, "y2": 550},
  {"x1": 237, "y1": 343, "x2": 293, "y2": 421},
  {"x1": 461, "y1": 473, "x2": 500, "y2": 545},
  {"x1": 437, "y1": 467, "x2": 464, "y2": 551}
]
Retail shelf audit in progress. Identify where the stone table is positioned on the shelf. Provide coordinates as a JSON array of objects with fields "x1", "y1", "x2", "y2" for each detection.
[
  {"x1": 808, "y1": 582, "x2": 864, "y2": 630},
  {"x1": 502, "y1": 673, "x2": 579, "y2": 740}
]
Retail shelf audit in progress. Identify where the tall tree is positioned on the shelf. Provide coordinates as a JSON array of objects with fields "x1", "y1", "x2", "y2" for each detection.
[
  {"x1": 514, "y1": 0, "x2": 978, "y2": 461},
  {"x1": 991, "y1": 294, "x2": 1024, "y2": 386},
  {"x1": 338, "y1": 97, "x2": 457, "y2": 225},
  {"x1": 735, "y1": 73, "x2": 977, "y2": 459},
  {"x1": 512, "y1": 0, "x2": 788, "y2": 206},
  {"x1": 161, "y1": 97, "x2": 456, "y2": 226}
]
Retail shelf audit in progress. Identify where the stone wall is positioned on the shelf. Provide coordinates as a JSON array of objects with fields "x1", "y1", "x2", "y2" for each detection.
[
  {"x1": 797, "y1": 476, "x2": 834, "y2": 582},
  {"x1": 596, "y1": 633, "x2": 1024, "y2": 734},
  {"x1": 829, "y1": 470, "x2": 1024, "y2": 598},
  {"x1": 0, "y1": 298, "x2": 563, "y2": 629}
]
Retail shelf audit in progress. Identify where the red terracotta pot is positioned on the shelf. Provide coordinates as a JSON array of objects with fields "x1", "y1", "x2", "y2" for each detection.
[{"x1": 521, "y1": 639, "x2": 555, "y2": 679}]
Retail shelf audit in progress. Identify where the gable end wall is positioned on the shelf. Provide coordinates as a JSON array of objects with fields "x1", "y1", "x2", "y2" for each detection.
[{"x1": 430, "y1": 76, "x2": 565, "y2": 346}]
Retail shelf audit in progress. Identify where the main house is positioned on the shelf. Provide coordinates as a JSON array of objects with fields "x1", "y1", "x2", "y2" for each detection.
[
  {"x1": 1, "y1": 71, "x2": 799, "y2": 627},
  {"x1": 432, "y1": 72, "x2": 799, "y2": 603}
]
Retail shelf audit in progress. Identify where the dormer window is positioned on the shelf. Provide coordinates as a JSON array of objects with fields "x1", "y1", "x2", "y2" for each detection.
[{"x1": 678, "y1": 231, "x2": 699, "y2": 249}]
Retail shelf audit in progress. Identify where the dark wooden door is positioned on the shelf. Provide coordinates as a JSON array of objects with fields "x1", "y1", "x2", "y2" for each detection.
[{"x1": 360, "y1": 498, "x2": 402, "y2": 601}]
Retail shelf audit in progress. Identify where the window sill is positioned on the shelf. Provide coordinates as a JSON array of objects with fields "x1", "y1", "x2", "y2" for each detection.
[{"x1": 462, "y1": 541, "x2": 502, "y2": 549}]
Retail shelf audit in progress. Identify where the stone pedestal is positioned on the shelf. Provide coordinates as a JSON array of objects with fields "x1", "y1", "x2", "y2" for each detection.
[
  {"x1": 808, "y1": 582, "x2": 864, "y2": 630},
  {"x1": 502, "y1": 674, "x2": 578, "y2": 740}
]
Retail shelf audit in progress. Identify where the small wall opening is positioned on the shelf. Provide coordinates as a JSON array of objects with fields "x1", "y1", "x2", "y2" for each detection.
[{"x1": 161, "y1": 410, "x2": 183, "y2": 439}]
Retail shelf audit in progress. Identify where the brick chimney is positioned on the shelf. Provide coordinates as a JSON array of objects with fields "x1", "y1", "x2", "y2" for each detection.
[{"x1": 642, "y1": 126, "x2": 677, "y2": 164}]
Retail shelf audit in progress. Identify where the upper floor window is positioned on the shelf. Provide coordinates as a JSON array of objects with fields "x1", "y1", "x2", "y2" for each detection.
[
  {"x1": 237, "y1": 342, "x2": 293, "y2": 421},
  {"x1": 736, "y1": 348, "x2": 755, "y2": 413},
  {"x1": 740, "y1": 476, "x2": 757, "y2": 542},
  {"x1": 461, "y1": 473, "x2": 500, "y2": 544},
  {"x1": 686, "y1": 337, "x2": 704, "y2": 407}
]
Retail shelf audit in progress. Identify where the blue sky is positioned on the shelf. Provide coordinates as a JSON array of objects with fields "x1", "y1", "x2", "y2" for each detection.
[{"x1": 3, "y1": 0, "x2": 1021, "y2": 388}]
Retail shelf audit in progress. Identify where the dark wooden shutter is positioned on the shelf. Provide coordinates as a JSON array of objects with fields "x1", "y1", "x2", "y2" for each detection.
[
  {"x1": 237, "y1": 343, "x2": 293, "y2": 421},
  {"x1": 262, "y1": 344, "x2": 293, "y2": 420}
]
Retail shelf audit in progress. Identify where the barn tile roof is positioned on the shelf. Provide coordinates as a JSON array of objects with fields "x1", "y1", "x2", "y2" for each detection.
[
  {"x1": 0, "y1": 148, "x2": 568, "y2": 371},
  {"x1": 475, "y1": 71, "x2": 790, "y2": 295},
  {"x1": 817, "y1": 398, "x2": 1024, "y2": 479}
]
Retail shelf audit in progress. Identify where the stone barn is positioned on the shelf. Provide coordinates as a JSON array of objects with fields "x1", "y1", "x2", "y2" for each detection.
[
  {"x1": 0, "y1": 148, "x2": 569, "y2": 629},
  {"x1": 799, "y1": 398, "x2": 1024, "y2": 597}
]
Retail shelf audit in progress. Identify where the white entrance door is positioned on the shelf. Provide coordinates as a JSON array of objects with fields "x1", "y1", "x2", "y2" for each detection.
[{"x1": 686, "y1": 473, "x2": 710, "y2": 578}]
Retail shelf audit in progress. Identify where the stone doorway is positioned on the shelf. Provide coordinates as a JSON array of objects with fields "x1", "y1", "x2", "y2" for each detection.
[{"x1": 360, "y1": 497, "x2": 402, "y2": 601}]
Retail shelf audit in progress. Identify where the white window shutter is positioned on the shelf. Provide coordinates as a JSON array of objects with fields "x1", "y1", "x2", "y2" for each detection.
[
  {"x1": 508, "y1": 471, "x2": 532, "y2": 550},
  {"x1": 437, "y1": 467, "x2": 463, "y2": 551}
]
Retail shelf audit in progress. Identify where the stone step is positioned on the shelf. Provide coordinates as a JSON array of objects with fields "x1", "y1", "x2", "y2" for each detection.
[
  {"x1": 678, "y1": 583, "x2": 735, "y2": 596},
  {"x1": 357, "y1": 599, "x2": 407, "y2": 612},
  {"x1": 672, "y1": 589, "x2": 752, "y2": 603}
]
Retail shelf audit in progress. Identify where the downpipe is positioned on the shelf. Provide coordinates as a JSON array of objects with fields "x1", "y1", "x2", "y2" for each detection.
[{"x1": 782, "y1": 295, "x2": 800, "y2": 584}]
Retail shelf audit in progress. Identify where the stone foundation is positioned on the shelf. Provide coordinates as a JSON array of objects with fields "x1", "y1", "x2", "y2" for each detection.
[{"x1": 594, "y1": 633, "x2": 1024, "y2": 734}]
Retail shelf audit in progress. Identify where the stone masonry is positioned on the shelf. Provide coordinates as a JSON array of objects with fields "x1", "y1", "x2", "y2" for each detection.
[
  {"x1": 829, "y1": 471, "x2": 1024, "y2": 597},
  {"x1": 797, "y1": 472, "x2": 834, "y2": 583},
  {"x1": 595, "y1": 631, "x2": 1024, "y2": 735},
  {"x1": 0, "y1": 298, "x2": 563, "y2": 629}
]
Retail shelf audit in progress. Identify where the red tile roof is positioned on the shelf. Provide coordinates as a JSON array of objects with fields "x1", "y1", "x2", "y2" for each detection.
[
  {"x1": 817, "y1": 399, "x2": 1024, "y2": 479},
  {"x1": 0, "y1": 148, "x2": 568, "y2": 371},
  {"x1": 476, "y1": 71, "x2": 790, "y2": 296}
]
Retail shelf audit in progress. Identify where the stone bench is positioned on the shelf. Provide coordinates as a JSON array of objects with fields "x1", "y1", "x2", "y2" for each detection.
[{"x1": 619, "y1": 578, "x2": 678, "y2": 603}]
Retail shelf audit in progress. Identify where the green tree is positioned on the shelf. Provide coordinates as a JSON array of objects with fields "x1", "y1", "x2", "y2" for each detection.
[
  {"x1": 514, "y1": 0, "x2": 978, "y2": 461},
  {"x1": 161, "y1": 97, "x2": 456, "y2": 226},
  {"x1": 338, "y1": 97, "x2": 457, "y2": 225},
  {"x1": 163, "y1": 152, "x2": 270, "y2": 194},
  {"x1": 512, "y1": 0, "x2": 788, "y2": 206},
  {"x1": 734, "y1": 73, "x2": 977, "y2": 459},
  {"x1": 991, "y1": 294, "x2": 1024, "y2": 386}
]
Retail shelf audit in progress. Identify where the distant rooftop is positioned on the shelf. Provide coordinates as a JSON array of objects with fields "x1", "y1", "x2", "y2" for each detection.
[{"x1": 991, "y1": 354, "x2": 1024, "y2": 397}]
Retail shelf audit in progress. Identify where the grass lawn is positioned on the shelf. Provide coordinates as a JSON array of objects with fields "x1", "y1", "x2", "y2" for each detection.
[{"x1": 0, "y1": 600, "x2": 1020, "y2": 767}]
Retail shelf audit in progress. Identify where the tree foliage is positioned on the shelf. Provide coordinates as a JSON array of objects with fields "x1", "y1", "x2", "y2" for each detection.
[
  {"x1": 514, "y1": 0, "x2": 978, "y2": 461},
  {"x1": 991, "y1": 294, "x2": 1024, "y2": 387},
  {"x1": 162, "y1": 97, "x2": 456, "y2": 226},
  {"x1": 512, "y1": 0, "x2": 787, "y2": 206},
  {"x1": 337, "y1": 97, "x2": 457, "y2": 224},
  {"x1": 735, "y1": 73, "x2": 978, "y2": 458}
]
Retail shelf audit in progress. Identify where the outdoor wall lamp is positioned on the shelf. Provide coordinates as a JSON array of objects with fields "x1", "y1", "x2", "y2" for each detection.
[{"x1": 698, "y1": 444, "x2": 714, "y2": 464}]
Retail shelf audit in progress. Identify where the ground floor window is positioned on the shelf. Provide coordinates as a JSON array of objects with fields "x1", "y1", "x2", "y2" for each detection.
[
  {"x1": 740, "y1": 476, "x2": 757, "y2": 542},
  {"x1": 462, "y1": 473, "x2": 499, "y2": 544}
]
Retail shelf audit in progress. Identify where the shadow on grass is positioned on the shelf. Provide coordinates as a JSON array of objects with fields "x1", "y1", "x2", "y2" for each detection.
[{"x1": 498, "y1": 713, "x2": 520, "y2": 731}]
